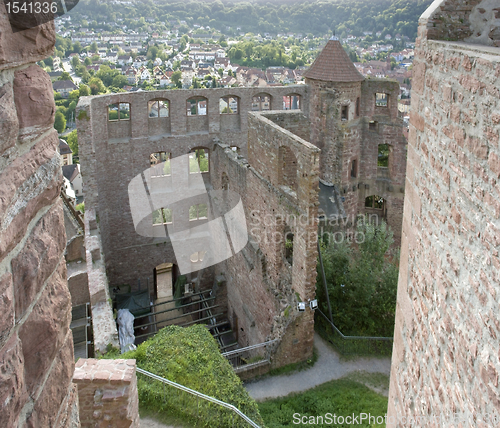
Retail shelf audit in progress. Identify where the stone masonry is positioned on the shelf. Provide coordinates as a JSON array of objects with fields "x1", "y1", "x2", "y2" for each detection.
[
  {"x1": 77, "y1": 41, "x2": 406, "y2": 370},
  {"x1": 388, "y1": 0, "x2": 500, "y2": 425},
  {"x1": 73, "y1": 358, "x2": 139, "y2": 428},
  {"x1": 0, "y1": 5, "x2": 79, "y2": 427}
]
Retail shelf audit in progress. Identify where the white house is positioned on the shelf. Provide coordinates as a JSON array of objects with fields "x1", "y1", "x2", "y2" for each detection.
[{"x1": 62, "y1": 164, "x2": 83, "y2": 201}]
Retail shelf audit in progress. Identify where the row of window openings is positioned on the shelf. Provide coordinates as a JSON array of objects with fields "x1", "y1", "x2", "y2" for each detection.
[
  {"x1": 340, "y1": 93, "x2": 389, "y2": 122},
  {"x1": 349, "y1": 144, "x2": 390, "y2": 178},
  {"x1": 150, "y1": 149, "x2": 210, "y2": 175},
  {"x1": 152, "y1": 203, "x2": 208, "y2": 225},
  {"x1": 109, "y1": 95, "x2": 301, "y2": 121}
]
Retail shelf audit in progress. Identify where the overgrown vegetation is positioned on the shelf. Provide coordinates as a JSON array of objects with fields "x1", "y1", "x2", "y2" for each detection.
[
  {"x1": 120, "y1": 325, "x2": 264, "y2": 428},
  {"x1": 258, "y1": 376, "x2": 388, "y2": 427},
  {"x1": 317, "y1": 220, "x2": 399, "y2": 338}
]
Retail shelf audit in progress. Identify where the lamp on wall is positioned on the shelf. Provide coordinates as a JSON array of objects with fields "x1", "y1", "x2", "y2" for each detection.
[
  {"x1": 297, "y1": 302, "x2": 306, "y2": 312},
  {"x1": 309, "y1": 299, "x2": 318, "y2": 310}
]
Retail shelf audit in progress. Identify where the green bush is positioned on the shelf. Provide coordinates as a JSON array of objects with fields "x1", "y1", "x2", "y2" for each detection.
[
  {"x1": 317, "y1": 219, "x2": 399, "y2": 338},
  {"x1": 121, "y1": 325, "x2": 264, "y2": 428},
  {"x1": 258, "y1": 377, "x2": 388, "y2": 427}
]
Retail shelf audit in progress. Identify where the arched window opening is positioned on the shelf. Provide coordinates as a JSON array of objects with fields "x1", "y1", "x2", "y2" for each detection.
[
  {"x1": 108, "y1": 103, "x2": 130, "y2": 121},
  {"x1": 189, "y1": 204, "x2": 208, "y2": 221},
  {"x1": 251, "y1": 94, "x2": 271, "y2": 111},
  {"x1": 148, "y1": 99, "x2": 169, "y2": 118},
  {"x1": 150, "y1": 151, "x2": 171, "y2": 176},
  {"x1": 152, "y1": 207, "x2": 173, "y2": 225},
  {"x1": 220, "y1": 96, "x2": 239, "y2": 114},
  {"x1": 189, "y1": 148, "x2": 209, "y2": 173},
  {"x1": 187, "y1": 97, "x2": 208, "y2": 116}
]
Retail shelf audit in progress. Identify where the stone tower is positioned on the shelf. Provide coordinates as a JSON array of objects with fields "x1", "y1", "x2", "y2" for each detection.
[
  {"x1": 305, "y1": 39, "x2": 406, "y2": 242},
  {"x1": 305, "y1": 37, "x2": 365, "y2": 186}
]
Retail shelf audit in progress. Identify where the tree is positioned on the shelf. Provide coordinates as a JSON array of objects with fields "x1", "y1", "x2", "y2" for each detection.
[
  {"x1": 71, "y1": 56, "x2": 80, "y2": 69},
  {"x1": 66, "y1": 130, "x2": 78, "y2": 159},
  {"x1": 90, "y1": 41, "x2": 98, "y2": 53},
  {"x1": 171, "y1": 70, "x2": 182, "y2": 86},
  {"x1": 84, "y1": 57, "x2": 92, "y2": 66},
  {"x1": 111, "y1": 74, "x2": 128, "y2": 89},
  {"x1": 59, "y1": 71, "x2": 72, "y2": 81},
  {"x1": 78, "y1": 84, "x2": 90, "y2": 97},
  {"x1": 54, "y1": 110, "x2": 66, "y2": 133},
  {"x1": 88, "y1": 77, "x2": 106, "y2": 95},
  {"x1": 317, "y1": 219, "x2": 399, "y2": 337},
  {"x1": 68, "y1": 89, "x2": 80, "y2": 100}
]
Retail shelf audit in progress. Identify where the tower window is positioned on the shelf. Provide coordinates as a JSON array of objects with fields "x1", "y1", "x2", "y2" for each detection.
[
  {"x1": 351, "y1": 159, "x2": 357, "y2": 178},
  {"x1": 341, "y1": 105, "x2": 348, "y2": 121},
  {"x1": 375, "y1": 93, "x2": 388, "y2": 107}
]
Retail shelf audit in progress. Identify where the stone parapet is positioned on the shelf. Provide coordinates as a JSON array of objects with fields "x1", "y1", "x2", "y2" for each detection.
[
  {"x1": 388, "y1": 1, "x2": 500, "y2": 424},
  {"x1": 74, "y1": 358, "x2": 139, "y2": 428},
  {"x1": 84, "y1": 208, "x2": 119, "y2": 354}
]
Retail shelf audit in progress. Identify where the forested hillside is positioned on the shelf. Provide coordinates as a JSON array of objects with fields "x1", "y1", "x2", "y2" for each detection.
[{"x1": 74, "y1": 0, "x2": 432, "y2": 39}]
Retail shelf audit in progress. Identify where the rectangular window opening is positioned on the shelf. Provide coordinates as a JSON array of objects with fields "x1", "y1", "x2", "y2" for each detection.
[
  {"x1": 375, "y1": 93, "x2": 388, "y2": 107},
  {"x1": 341, "y1": 105, "x2": 348, "y2": 121}
]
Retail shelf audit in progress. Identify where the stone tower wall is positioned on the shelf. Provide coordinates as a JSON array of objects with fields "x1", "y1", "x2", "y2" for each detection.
[
  {"x1": 388, "y1": 0, "x2": 500, "y2": 424},
  {"x1": 0, "y1": 9, "x2": 78, "y2": 427}
]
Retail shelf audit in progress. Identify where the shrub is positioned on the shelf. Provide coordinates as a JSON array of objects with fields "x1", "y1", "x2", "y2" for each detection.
[
  {"x1": 317, "y1": 219, "x2": 399, "y2": 338},
  {"x1": 121, "y1": 325, "x2": 264, "y2": 428}
]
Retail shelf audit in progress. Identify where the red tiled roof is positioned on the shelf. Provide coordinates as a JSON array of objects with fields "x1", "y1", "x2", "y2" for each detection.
[{"x1": 304, "y1": 39, "x2": 364, "y2": 83}]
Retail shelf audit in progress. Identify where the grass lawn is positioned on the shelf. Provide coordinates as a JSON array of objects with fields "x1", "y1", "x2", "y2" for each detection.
[{"x1": 258, "y1": 375, "x2": 388, "y2": 427}]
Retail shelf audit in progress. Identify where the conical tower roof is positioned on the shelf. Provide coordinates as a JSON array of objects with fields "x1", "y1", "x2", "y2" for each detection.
[{"x1": 304, "y1": 38, "x2": 364, "y2": 83}]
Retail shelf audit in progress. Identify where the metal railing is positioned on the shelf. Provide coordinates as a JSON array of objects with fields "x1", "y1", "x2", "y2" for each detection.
[
  {"x1": 222, "y1": 339, "x2": 279, "y2": 373},
  {"x1": 316, "y1": 308, "x2": 393, "y2": 356},
  {"x1": 136, "y1": 367, "x2": 261, "y2": 428}
]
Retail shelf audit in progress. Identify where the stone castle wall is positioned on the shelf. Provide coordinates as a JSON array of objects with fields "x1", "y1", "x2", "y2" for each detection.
[
  {"x1": 0, "y1": 8, "x2": 79, "y2": 427},
  {"x1": 77, "y1": 86, "x2": 308, "y2": 288},
  {"x1": 73, "y1": 359, "x2": 139, "y2": 428},
  {"x1": 212, "y1": 110, "x2": 320, "y2": 365},
  {"x1": 388, "y1": 0, "x2": 500, "y2": 424},
  {"x1": 307, "y1": 77, "x2": 406, "y2": 243}
]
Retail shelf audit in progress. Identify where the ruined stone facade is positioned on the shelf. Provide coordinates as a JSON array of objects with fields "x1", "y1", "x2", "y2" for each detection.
[
  {"x1": 78, "y1": 40, "x2": 405, "y2": 368},
  {"x1": 388, "y1": 0, "x2": 500, "y2": 424},
  {"x1": 305, "y1": 40, "x2": 406, "y2": 243},
  {"x1": 0, "y1": 8, "x2": 79, "y2": 426}
]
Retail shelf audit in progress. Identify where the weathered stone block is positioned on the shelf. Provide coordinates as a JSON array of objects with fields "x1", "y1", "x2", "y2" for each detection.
[
  {"x1": 0, "y1": 5, "x2": 55, "y2": 70},
  {"x1": 0, "y1": 131, "x2": 61, "y2": 263},
  {"x1": 13, "y1": 64, "x2": 56, "y2": 141},
  {"x1": 0, "y1": 272, "x2": 14, "y2": 346},
  {"x1": 26, "y1": 332, "x2": 75, "y2": 428},
  {"x1": 18, "y1": 261, "x2": 71, "y2": 394},
  {"x1": 12, "y1": 203, "x2": 66, "y2": 320},
  {"x1": 0, "y1": 83, "x2": 18, "y2": 156},
  {"x1": 0, "y1": 334, "x2": 28, "y2": 428}
]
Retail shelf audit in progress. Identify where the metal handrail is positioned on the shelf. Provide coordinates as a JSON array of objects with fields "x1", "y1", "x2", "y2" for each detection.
[
  {"x1": 221, "y1": 339, "x2": 279, "y2": 357},
  {"x1": 136, "y1": 367, "x2": 261, "y2": 428},
  {"x1": 317, "y1": 308, "x2": 393, "y2": 341}
]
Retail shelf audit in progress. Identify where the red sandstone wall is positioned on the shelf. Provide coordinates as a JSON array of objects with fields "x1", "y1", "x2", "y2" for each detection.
[
  {"x1": 0, "y1": 7, "x2": 78, "y2": 427},
  {"x1": 212, "y1": 112, "x2": 320, "y2": 366},
  {"x1": 77, "y1": 86, "x2": 308, "y2": 287},
  {"x1": 388, "y1": 0, "x2": 500, "y2": 425}
]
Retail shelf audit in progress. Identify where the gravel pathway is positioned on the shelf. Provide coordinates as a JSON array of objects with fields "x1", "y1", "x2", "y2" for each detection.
[{"x1": 244, "y1": 333, "x2": 391, "y2": 401}]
